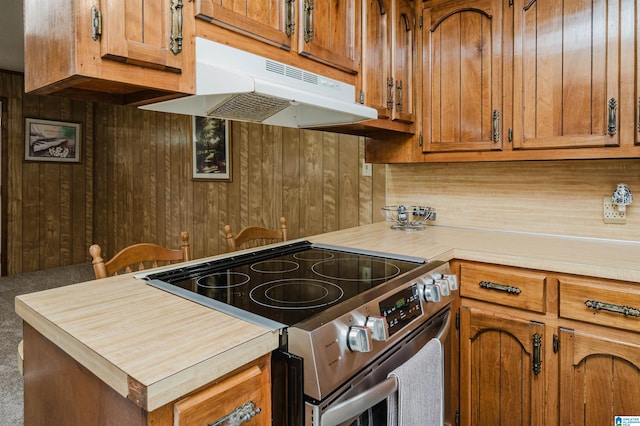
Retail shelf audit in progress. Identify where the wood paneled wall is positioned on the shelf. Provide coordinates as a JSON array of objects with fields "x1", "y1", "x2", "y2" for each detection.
[
  {"x1": 91, "y1": 105, "x2": 385, "y2": 263},
  {"x1": 2, "y1": 71, "x2": 385, "y2": 275},
  {"x1": 2, "y1": 71, "x2": 93, "y2": 275}
]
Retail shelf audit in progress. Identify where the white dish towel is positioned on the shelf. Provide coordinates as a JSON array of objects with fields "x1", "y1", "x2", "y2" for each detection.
[{"x1": 387, "y1": 338, "x2": 444, "y2": 426}]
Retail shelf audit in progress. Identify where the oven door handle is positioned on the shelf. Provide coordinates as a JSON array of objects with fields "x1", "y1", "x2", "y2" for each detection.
[{"x1": 320, "y1": 311, "x2": 451, "y2": 426}]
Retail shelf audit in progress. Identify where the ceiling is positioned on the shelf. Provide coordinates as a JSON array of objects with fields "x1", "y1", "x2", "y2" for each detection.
[{"x1": 0, "y1": 0, "x2": 24, "y2": 72}]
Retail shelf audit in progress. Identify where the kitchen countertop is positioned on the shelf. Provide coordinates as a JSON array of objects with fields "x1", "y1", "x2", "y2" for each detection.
[{"x1": 15, "y1": 223, "x2": 640, "y2": 412}]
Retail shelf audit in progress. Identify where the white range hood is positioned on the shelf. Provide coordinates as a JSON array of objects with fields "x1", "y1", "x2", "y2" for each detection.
[{"x1": 140, "y1": 38, "x2": 377, "y2": 128}]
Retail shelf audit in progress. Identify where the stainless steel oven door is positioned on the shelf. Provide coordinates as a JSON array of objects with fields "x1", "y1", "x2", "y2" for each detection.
[{"x1": 306, "y1": 307, "x2": 452, "y2": 426}]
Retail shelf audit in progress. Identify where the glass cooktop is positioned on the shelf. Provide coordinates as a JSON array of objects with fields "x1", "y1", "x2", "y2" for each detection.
[{"x1": 140, "y1": 241, "x2": 424, "y2": 329}]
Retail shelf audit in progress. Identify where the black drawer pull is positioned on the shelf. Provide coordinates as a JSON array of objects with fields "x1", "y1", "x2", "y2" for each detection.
[
  {"x1": 584, "y1": 300, "x2": 640, "y2": 318},
  {"x1": 532, "y1": 333, "x2": 542, "y2": 375},
  {"x1": 479, "y1": 280, "x2": 521, "y2": 294}
]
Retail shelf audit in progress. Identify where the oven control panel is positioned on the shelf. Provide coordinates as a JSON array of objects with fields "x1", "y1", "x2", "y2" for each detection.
[{"x1": 379, "y1": 284, "x2": 422, "y2": 337}]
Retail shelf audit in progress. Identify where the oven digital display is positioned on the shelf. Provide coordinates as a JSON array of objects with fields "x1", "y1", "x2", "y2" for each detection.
[{"x1": 379, "y1": 284, "x2": 422, "y2": 337}]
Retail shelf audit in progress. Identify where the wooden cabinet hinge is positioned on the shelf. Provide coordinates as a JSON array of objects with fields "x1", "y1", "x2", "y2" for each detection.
[
  {"x1": 91, "y1": 6, "x2": 102, "y2": 41},
  {"x1": 455, "y1": 410, "x2": 460, "y2": 426},
  {"x1": 509, "y1": 0, "x2": 514, "y2": 6},
  {"x1": 359, "y1": 90, "x2": 365, "y2": 105},
  {"x1": 455, "y1": 311, "x2": 460, "y2": 330},
  {"x1": 508, "y1": 128, "x2": 513, "y2": 142},
  {"x1": 553, "y1": 333, "x2": 559, "y2": 353},
  {"x1": 419, "y1": 15, "x2": 423, "y2": 30},
  {"x1": 419, "y1": 133, "x2": 423, "y2": 147}
]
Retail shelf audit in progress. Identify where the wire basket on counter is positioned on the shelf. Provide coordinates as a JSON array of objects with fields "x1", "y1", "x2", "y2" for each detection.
[{"x1": 381, "y1": 205, "x2": 436, "y2": 230}]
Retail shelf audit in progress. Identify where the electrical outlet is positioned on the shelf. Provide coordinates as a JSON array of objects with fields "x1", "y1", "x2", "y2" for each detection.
[
  {"x1": 362, "y1": 159, "x2": 372, "y2": 177},
  {"x1": 603, "y1": 196, "x2": 626, "y2": 224}
]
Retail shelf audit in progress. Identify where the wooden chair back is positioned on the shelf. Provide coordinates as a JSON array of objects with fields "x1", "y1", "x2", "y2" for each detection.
[
  {"x1": 225, "y1": 217, "x2": 287, "y2": 252},
  {"x1": 90, "y1": 231, "x2": 191, "y2": 279}
]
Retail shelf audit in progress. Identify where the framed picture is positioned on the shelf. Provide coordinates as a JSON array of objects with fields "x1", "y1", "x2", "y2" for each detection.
[
  {"x1": 192, "y1": 116, "x2": 231, "y2": 181},
  {"x1": 24, "y1": 118, "x2": 82, "y2": 163}
]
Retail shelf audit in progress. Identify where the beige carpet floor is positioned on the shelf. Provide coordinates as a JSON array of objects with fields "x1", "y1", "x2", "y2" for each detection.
[{"x1": 0, "y1": 263, "x2": 95, "y2": 426}]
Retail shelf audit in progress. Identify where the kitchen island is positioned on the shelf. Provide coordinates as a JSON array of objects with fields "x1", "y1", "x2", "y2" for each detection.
[{"x1": 15, "y1": 223, "x2": 640, "y2": 424}]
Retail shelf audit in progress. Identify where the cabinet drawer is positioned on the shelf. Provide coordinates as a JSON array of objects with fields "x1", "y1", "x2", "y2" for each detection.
[
  {"x1": 460, "y1": 263, "x2": 548, "y2": 313},
  {"x1": 559, "y1": 276, "x2": 640, "y2": 332},
  {"x1": 174, "y1": 354, "x2": 271, "y2": 426}
]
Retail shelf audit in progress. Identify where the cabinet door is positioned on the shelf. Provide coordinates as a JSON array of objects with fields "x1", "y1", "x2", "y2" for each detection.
[
  {"x1": 390, "y1": 0, "x2": 415, "y2": 124},
  {"x1": 459, "y1": 307, "x2": 546, "y2": 426},
  {"x1": 195, "y1": 0, "x2": 292, "y2": 49},
  {"x1": 361, "y1": 0, "x2": 414, "y2": 124},
  {"x1": 422, "y1": 0, "x2": 503, "y2": 153},
  {"x1": 298, "y1": 0, "x2": 360, "y2": 74},
  {"x1": 101, "y1": 0, "x2": 184, "y2": 72},
  {"x1": 361, "y1": 0, "x2": 391, "y2": 119},
  {"x1": 512, "y1": 0, "x2": 620, "y2": 150},
  {"x1": 174, "y1": 354, "x2": 271, "y2": 426},
  {"x1": 559, "y1": 328, "x2": 640, "y2": 425}
]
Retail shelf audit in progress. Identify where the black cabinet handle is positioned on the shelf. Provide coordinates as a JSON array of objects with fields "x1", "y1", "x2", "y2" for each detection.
[
  {"x1": 608, "y1": 98, "x2": 617, "y2": 136},
  {"x1": 585, "y1": 300, "x2": 640, "y2": 317},
  {"x1": 479, "y1": 280, "x2": 521, "y2": 295},
  {"x1": 532, "y1": 333, "x2": 542, "y2": 375}
]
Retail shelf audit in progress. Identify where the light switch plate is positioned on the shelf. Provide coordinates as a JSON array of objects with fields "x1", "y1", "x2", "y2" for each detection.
[
  {"x1": 362, "y1": 159, "x2": 372, "y2": 177},
  {"x1": 603, "y1": 196, "x2": 626, "y2": 224}
]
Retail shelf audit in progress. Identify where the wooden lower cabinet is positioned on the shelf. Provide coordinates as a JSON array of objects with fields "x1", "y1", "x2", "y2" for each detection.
[
  {"x1": 558, "y1": 327, "x2": 640, "y2": 425},
  {"x1": 456, "y1": 260, "x2": 640, "y2": 426},
  {"x1": 173, "y1": 356, "x2": 271, "y2": 426},
  {"x1": 23, "y1": 322, "x2": 271, "y2": 426},
  {"x1": 459, "y1": 307, "x2": 547, "y2": 426},
  {"x1": 557, "y1": 274, "x2": 640, "y2": 425}
]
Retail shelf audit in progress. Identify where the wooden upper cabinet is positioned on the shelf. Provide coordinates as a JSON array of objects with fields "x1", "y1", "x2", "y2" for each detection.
[
  {"x1": 422, "y1": 0, "x2": 503, "y2": 153},
  {"x1": 512, "y1": 0, "x2": 621, "y2": 150},
  {"x1": 390, "y1": 0, "x2": 416, "y2": 124},
  {"x1": 361, "y1": 0, "x2": 415, "y2": 126},
  {"x1": 24, "y1": 0, "x2": 194, "y2": 105},
  {"x1": 298, "y1": 0, "x2": 360, "y2": 74},
  {"x1": 361, "y1": 0, "x2": 391, "y2": 119},
  {"x1": 195, "y1": 0, "x2": 292, "y2": 49},
  {"x1": 101, "y1": 0, "x2": 185, "y2": 73}
]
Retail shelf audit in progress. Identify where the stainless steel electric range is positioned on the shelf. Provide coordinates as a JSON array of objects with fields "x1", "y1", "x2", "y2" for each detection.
[{"x1": 138, "y1": 240, "x2": 457, "y2": 426}]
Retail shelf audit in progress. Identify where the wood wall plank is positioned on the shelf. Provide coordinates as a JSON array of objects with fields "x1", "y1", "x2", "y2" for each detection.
[{"x1": 1, "y1": 71, "x2": 379, "y2": 274}]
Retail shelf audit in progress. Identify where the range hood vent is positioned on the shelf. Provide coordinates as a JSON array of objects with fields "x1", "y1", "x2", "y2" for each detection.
[
  {"x1": 208, "y1": 93, "x2": 290, "y2": 122},
  {"x1": 140, "y1": 38, "x2": 377, "y2": 128}
]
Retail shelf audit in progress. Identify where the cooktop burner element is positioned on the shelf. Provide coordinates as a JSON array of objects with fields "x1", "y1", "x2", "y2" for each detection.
[
  {"x1": 140, "y1": 241, "x2": 425, "y2": 329},
  {"x1": 249, "y1": 279, "x2": 344, "y2": 309}
]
